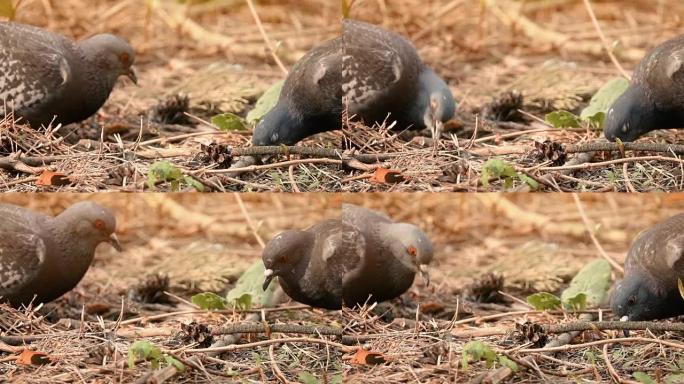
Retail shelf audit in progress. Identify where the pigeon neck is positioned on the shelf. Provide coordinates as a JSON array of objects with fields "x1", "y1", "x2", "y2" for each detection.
[{"x1": 76, "y1": 41, "x2": 120, "y2": 103}]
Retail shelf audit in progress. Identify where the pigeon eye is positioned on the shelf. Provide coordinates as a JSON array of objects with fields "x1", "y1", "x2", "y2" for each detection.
[
  {"x1": 627, "y1": 295, "x2": 636, "y2": 306},
  {"x1": 407, "y1": 246, "x2": 417, "y2": 257},
  {"x1": 94, "y1": 219, "x2": 106, "y2": 230},
  {"x1": 279, "y1": 255, "x2": 288, "y2": 263},
  {"x1": 120, "y1": 52, "x2": 130, "y2": 64}
]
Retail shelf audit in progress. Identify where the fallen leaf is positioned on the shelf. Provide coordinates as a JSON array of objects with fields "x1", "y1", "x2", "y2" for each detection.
[
  {"x1": 16, "y1": 349, "x2": 50, "y2": 366},
  {"x1": 350, "y1": 349, "x2": 387, "y2": 365},
  {"x1": 36, "y1": 171, "x2": 69, "y2": 187},
  {"x1": 420, "y1": 301, "x2": 445, "y2": 314},
  {"x1": 370, "y1": 168, "x2": 404, "y2": 184},
  {"x1": 86, "y1": 302, "x2": 111, "y2": 315}
]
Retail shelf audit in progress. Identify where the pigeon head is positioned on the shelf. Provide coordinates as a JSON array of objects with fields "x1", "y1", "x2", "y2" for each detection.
[
  {"x1": 55, "y1": 201, "x2": 121, "y2": 252},
  {"x1": 603, "y1": 85, "x2": 657, "y2": 142},
  {"x1": 415, "y1": 68, "x2": 455, "y2": 137},
  {"x1": 610, "y1": 276, "x2": 682, "y2": 320},
  {"x1": 262, "y1": 230, "x2": 311, "y2": 290},
  {"x1": 79, "y1": 34, "x2": 137, "y2": 85},
  {"x1": 252, "y1": 103, "x2": 304, "y2": 146},
  {"x1": 383, "y1": 223, "x2": 433, "y2": 284}
]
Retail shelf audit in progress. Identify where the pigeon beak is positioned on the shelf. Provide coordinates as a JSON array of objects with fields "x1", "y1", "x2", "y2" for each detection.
[
  {"x1": 124, "y1": 67, "x2": 138, "y2": 85},
  {"x1": 263, "y1": 268, "x2": 275, "y2": 291},
  {"x1": 419, "y1": 264, "x2": 430, "y2": 286},
  {"x1": 619, "y1": 315, "x2": 629, "y2": 337},
  {"x1": 108, "y1": 233, "x2": 123, "y2": 252}
]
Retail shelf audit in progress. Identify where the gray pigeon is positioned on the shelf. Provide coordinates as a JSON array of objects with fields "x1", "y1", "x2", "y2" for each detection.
[
  {"x1": 604, "y1": 34, "x2": 684, "y2": 142},
  {"x1": 261, "y1": 204, "x2": 433, "y2": 309},
  {"x1": 342, "y1": 19, "x2": 455, "y2": 137},
  {"x1": 252, "y1": 37, "x2": 343, "y2": 146},
  {"x1": 610, "y1": 213, "x2": 684, "y2": 320},
  {"x1": 0, "y1": 22, "x2": 137, "y2": 128},
  {"x1": 251, "y1": 19, "x2": 455, "y2": 146},
  {"x1": 0, "y1": 201, "x2": 121, "y2": 307}
]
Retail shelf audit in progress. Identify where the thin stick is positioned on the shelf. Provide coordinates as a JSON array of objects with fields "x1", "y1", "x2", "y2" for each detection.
[
  {"x1": 582, "y1": 0, "x2": 631, "y2": 80},
  {"x1": 517, "y1": 336, "x2": 684, "y2": 353},
  {"x1": 540, "y1": 156, "x2": 684, "y2": 172},
  {"x1": 234, "y1": 193, "x2": 265, "y2": 249},
  {"x1": 185, "y1": 337, "x2": 355, "y2": 354},
  {"x1": 572, "y1": 194, "x2": 624, "y2": 274},
  {"x1": 245, "y1": 0, "x2": 288, "y2": 75}
]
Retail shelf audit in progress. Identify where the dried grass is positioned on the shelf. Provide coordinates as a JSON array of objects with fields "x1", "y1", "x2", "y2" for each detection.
[
  {"x1": 1, "y1": 194, "x2": 684, "y2": 382},
  {"x1": 1, "y1": 0, "x2": 684, "y2": 191}
]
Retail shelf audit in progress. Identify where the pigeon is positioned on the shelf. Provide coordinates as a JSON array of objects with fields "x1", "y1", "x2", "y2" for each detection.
[
  {"x1": 610, "y1": 213, "x2": 684, "y2": 320},
  {"x1": 604, "y1": 34, "x2": 684, "y2": 142},
  {"x1": 252, "y1": 19, "x2": 455, "y2": 146},
  {"x1": 252, "y1": 36, "x2": 343, "y2": 146},
  {"x1": 0, "y1": 22, "x2": 137, "y2": 128},
  {"x1": 261, "y1": 204, "x2": 433, "y2": 309},
  {"x1": 342, "y1": 19, "x2": 455, "y2": 137},
  {"x1": 0, "y1": 201, "x2": 122, "y2": 307}
]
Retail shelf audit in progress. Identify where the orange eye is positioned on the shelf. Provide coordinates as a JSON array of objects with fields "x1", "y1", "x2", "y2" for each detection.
[
  {"x1": 94, "y1": 219, "x2": 106, "y2": 230},
  {"x1": 120, "y1": 52, "x2": 130, "y2": 63},
  {"x1": 407, "y1": 246, "x2": 417, "y2": 257}
]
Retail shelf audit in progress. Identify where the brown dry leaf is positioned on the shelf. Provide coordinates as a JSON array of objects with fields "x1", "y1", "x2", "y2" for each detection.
[
  {"x1": 421, "y1": 301, "x2": 445, "y2": 314},
  {"x1": 16, "y1": 349, "x2": 50, "y2": 366},
  {"x1": 86, "y1": 302, "x2": 111, "y2": 315},
  {"x1": 370, "y1": 168, "x2": 405, "y2": 184},
  {"x1": 350, "y1": 349, "x2": 387, "y2": 365},
  {"x1": 36, "y1": 171, "x2": 70, "y2": 187}
]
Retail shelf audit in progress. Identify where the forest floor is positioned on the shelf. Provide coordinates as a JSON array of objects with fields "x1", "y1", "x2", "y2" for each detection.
[
  {"x1": 2, "y1": 193, "x2": 684, "y2": 382},
  {"x1": 2, "y1": 0, "x2": 684, "y2": 192}
]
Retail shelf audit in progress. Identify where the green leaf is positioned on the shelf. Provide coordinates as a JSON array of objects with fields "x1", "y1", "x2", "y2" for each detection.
[
  {"x1": 147, "y1": 161, "x2": 203, "y2": 192},
  {"x1": 191, "y1": 292, "x2": 227, "y2": 310},
  {"x1": 526, "y1": 292, "x2": 562, "y2": 310},
  {"x1": 518, "y1": 173, "x2": 539, "y2": 190},
  {"x1": 246, "y1": 80, "x2": 284, "y2": 124},
  {"x1": 580, "y1": 77, "x2": 630, "y2": 127},
  {"x1": 481, "y1": 158, "x2": 517, "y2": 188},
  {"x1": 298, "y1": 372, "x2": 321, "y2": 384},
  {"x1": 564, "y1": 292, "x2": 588, "y2": 311},
  {"x1": 633, "y1": 372, "x2": 656, "y2": 384},
  {"x1": 545, "y1": 110, "x2": 581, "y2": 128},
  {"x1": 330, "y1": 374, "x2": 344, "y2": 384},
  {"x1": 0, "y1": 0, "x2": 15, "y2": 19},
  {"x1": 211, "y1": 113, "x2": 247, "y2": 132},
  {"x1": 462, "y1": 341, "x2": 498, "y2": 370},
  {"x1": 163, "y1": 355, "x2": 186, "y2": 372},
  {"x1": 128, "y1": 341, "x2": 163, "y2": 369},
  {"x1": 497, "y1": 355, "x2": 519, "y2": 372},
  {"x1": 232, "y1": 293, "x2": 253, "y2": 311},
  {"x1": 560, "y1": 259, "x2": 612, "y2": 310},
  {"x1": 226, "y1": 260, "x2": 278, "y2": 308}
]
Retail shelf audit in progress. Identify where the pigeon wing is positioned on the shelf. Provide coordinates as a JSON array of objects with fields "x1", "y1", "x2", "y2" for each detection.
[
  {"x1": 341, "y1": 203, "x2": 392, "y2": 230},
  {"x1": 342, "y1": 19, "x2": 422, "y2": 117},
  {"x1": 0, "y1": 206, "x2": 47, "y2": 299},
  {"x1": 0, "y1": 23, "x2": 72, "y2": 112},
  {"x1": 319, "y1": 224, "x2": 367, "y2": 304},
  {"x1": 284, "y1": 37, "x2": 343, "y2": 117}
]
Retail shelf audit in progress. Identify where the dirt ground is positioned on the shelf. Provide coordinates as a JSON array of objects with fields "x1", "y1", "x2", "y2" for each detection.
[
  {"x1": 1, "y1": 0, "x2": 684, "y2": 192},
  {"x1": 1, "y1": 193, "x2": 684, "y2": 382}
]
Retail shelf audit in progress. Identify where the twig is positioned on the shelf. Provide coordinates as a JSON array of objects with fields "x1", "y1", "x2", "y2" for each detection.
[
  {"x1": 541, "y1": 155, "x2": 684, "y2": 172},
  {"x1": 544, "y1": 320, "x2": 684, "y2": 334},
  {"x1": 582, "y1": 0, "x2": 631, "y2": 80},
  {"x1": 518, "y1": 336, "x2": 684, "y2": 353},
  {"x1": 245, "y1": 0, "x2": 288, "y2": 74},
  {"x1": 602, "y1": 343, "x2": 622, "y2": 383},
  {"x1": 572, "y1": 194, "x2": 624, "y2": 274},
  {"x1": 234, "y1": 193, "x2": 265, "y2": 249},
  {"x1": 269, "y1": 343, "x2": 290, "y2": 383},
  {"x1": 185, "y1": 337, "x2": 355, "y2": 354},
  {"x1": 229, "y1": 145, "x2": 400, "y2": 163},
  {"x1": 208, "y1": 158, "x2": 343, "y2": 174},
  {"x1": 212, "y1": 323, "x2": 343, "y2": 337},
  {"x1": 565, "y1": 141, "x2": 684, "y2": 155}
]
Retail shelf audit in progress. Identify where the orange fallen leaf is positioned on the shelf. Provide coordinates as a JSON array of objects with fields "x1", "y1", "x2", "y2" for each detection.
[
  {"x1": 16, "y1": 349, "x2": 50, "y2": 366},
  {"x1": 370, "y1": 168, "x2": 404, "y2": 184},
  {"x1": 85, "y1": 302, "x2": 111, "y2": 315},
  {"x1": 350, "y1": 349, "x2": 387, "y2": 365},
  {"x1": 36, "y1": 171, "x2": 69, "y2": 187},
  {"x1": 420, "y1": 301, "x2": 445, "y2": 314}
]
